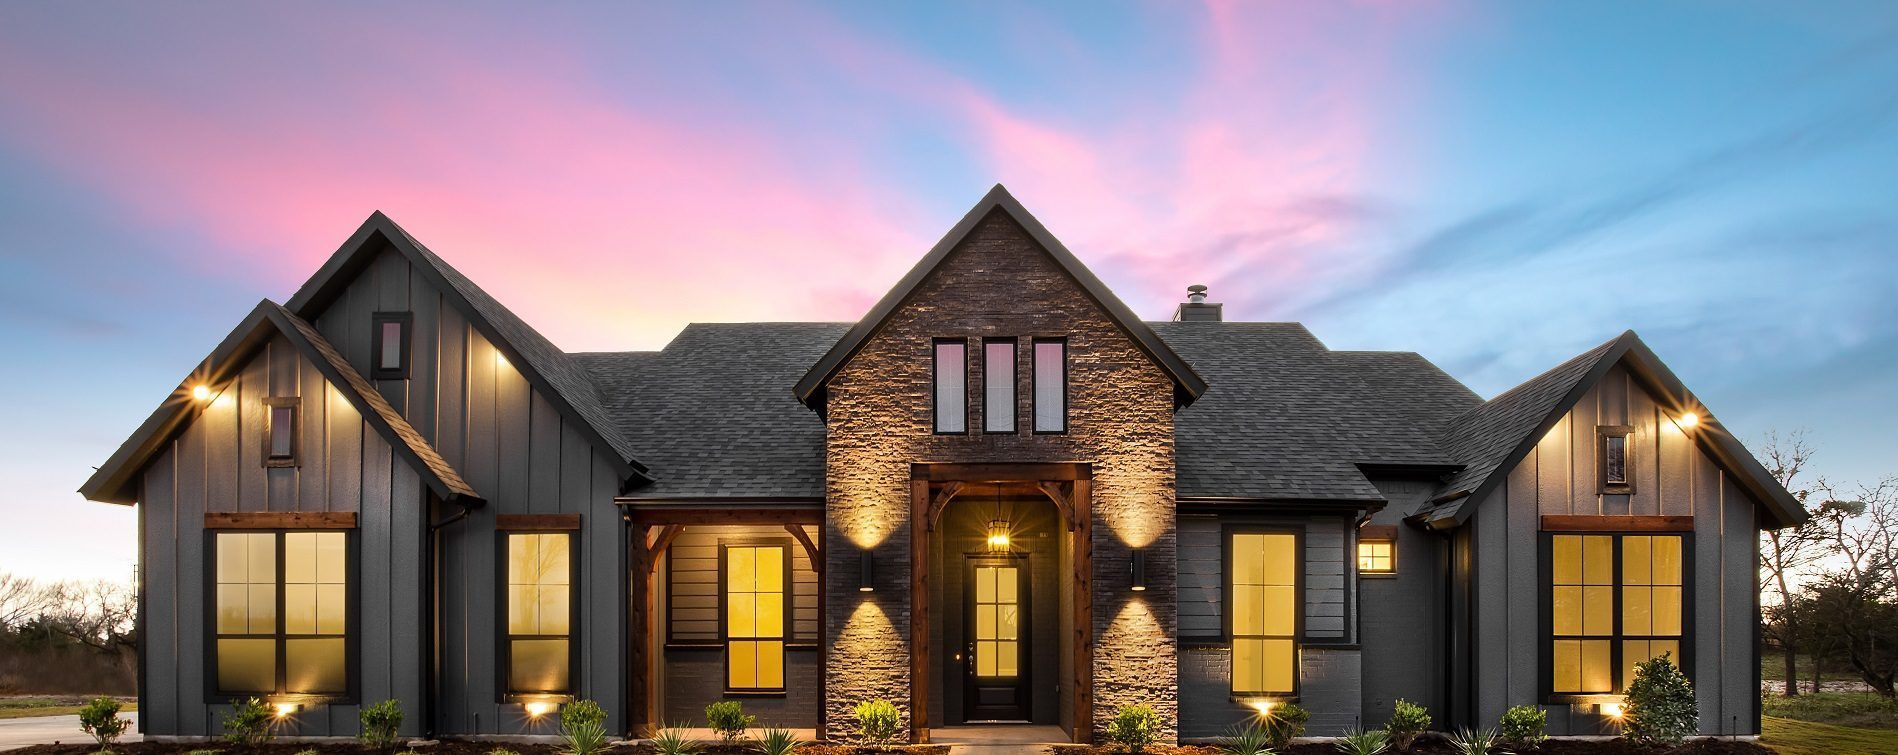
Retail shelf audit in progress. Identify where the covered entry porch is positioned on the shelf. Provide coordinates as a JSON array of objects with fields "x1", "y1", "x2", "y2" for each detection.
[{"x1": 910, "y1": 463, "x2": 1094, "y2": 744}]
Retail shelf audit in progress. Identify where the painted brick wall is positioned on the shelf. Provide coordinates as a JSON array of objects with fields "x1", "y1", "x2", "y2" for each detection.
[{"x1": 822, "y1": 208, "x2": 1178, "y2": 741}]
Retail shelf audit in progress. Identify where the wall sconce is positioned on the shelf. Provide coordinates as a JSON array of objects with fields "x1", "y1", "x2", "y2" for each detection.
[
  {"x1": 858, "y1": 550, "x2": 875, "y2": 592},
  {"x1": 1130, "y1": 549, "x2": 1147, "y2": 591}
]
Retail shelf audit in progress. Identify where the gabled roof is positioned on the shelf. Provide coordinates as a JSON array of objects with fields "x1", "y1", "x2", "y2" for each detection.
[
  {"x1": 1415, "y1": 330, "x2": 1807, "y2": 529},
  {"x1": 283, "y1": 212, "x2": 650, "y2": 486},
  {"x1": 81, "y1": 301, "x2": 482, "y2": 507},
  {"x1": 794, "y1": 184, "x2": 1207, "y2": 411}
]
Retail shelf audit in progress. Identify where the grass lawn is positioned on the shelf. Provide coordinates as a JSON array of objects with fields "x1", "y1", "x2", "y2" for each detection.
[
  {"x1": 1762, "y1": 691, "x2": 1898, "y2": 730},
  {"x1": 1762, "y1": 715, "x2": 1898, "y2": 755},
  {"x1": 0, "y1": 697, "x2": 138, "y2": 720}
]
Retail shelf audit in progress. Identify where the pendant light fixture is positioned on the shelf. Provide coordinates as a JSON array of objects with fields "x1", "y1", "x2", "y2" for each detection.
[{"x1": 985, "y1": 483, "x2": 1011, "y2": 553}]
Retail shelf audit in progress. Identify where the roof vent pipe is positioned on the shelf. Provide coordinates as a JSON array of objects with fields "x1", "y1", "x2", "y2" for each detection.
[{"x1": 1173, "y1": 284, "x2": 1223, "y2": 322}]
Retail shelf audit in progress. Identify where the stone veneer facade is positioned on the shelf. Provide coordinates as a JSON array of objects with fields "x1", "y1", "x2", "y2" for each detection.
[{"x1": 822, "y1": 208, "x2": 1179, "y2": 741}]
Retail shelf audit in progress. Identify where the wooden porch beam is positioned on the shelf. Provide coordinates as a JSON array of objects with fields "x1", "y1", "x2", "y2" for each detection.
[
  {"x1": 926, "y1": 481, "x2": 966, "y2": 532},
  {"x1": 784, "y1": 524, "x2": 821, "y2": 564},
  {"x1": 912, "y1": 462, "x2": 1091, "y2": 481},
  {"x1": 1036, "y1": 481, "x2": 1078, "y2": 532}
]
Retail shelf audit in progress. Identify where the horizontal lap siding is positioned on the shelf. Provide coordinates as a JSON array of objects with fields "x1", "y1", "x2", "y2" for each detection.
[{"x1": 664, "y1": 525, "x2": 820, "y2": 643}]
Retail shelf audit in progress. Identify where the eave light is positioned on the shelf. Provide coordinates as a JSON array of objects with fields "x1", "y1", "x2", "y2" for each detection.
[
  {"x1": 192, "y1": 385, "x2": 212, "y2": 401},
  {"x1": 1676, "y1": 412, "x2": 1700, "y2": 429}
]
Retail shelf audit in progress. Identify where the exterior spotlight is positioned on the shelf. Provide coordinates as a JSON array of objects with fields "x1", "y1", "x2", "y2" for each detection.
[
  {"x1": 1676, "y1": 412, "x2": 1699, "y2": 429},
  {"x1": 192, "y1": 385, "x2": 212, "y2": 401},
  {"x1": 1599, "y1": 701, "x2": 1625, "y2": 719},
  {"x1": 273, "y1": 701, "x2": 298, "y2": 718},
  {"x1": 1130, "y1": 549, "x2": 1147, "y2": 591},
  {"x1": 986, "y1": 520, "x2": 1011, "y2": 553},
  {"x1": 858, "y1": 550, "x2": 875, "y2": 592},
  {"x1": 524, "y1": 700, "x2": 556, "y2": 719}
]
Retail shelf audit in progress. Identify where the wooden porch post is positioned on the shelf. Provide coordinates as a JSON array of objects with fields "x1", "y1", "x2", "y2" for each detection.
[
  {"x1": 910, "y1": 478, "x2": 931, "y2": 743},
  {"x1": 628, "y1": 524, "x2": 655, "y2": 737},
  {"x1": 1072, "y1": 477, "x2": 1093, "y2": 743}
]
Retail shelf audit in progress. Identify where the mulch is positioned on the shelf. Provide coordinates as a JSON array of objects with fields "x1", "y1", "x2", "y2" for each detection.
[
  {"x1": 1056, "y1": 736, "x2": 1776, "y2": 755},
  {"x1": 8, "y1": 743, "x2": 952, "y2": 755}
]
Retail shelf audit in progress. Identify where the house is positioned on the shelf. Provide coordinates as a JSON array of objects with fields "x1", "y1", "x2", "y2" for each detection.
[{"x1": 81, "y1": 185, "x2": 1805, "y2": 743}]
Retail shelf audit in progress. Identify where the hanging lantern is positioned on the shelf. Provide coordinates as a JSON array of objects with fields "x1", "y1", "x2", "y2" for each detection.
[{"x1": 986, "y1": 483, "x2": 1011, "y2": 552}]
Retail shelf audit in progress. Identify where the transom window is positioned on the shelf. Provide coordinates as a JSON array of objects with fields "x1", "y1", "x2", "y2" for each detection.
[
  {"x1": 1357, "y1": 540, "x2": 1394, "y2": 574},
  {"x1": 933, "y1": 339, "x2": 967, "y2": 434},
  {"x1": 505, "y1": 533, "x2": 573, "y2": 695},
  {"x1": 1548, "y1": 533, "x2": 1685, "y2": 695},
  {"x1": 1229, "y1": 531, "x2": 1297, "y2": 695},
  {"x1": 724, "y1": 544, "x2": 787, "y2": 692},
  {"x1": 214, "y1": 531, "x2": 349, "y2": 696}
]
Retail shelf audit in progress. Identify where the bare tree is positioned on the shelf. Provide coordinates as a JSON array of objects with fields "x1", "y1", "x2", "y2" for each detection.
[
  {"x1": 40, "y1": 580, "x2": 137, "y2": 653},
  {"x1": 1758, "y1": 431, "x2": 1831, "y2": 696},
  {"x1": 0, "y1": 572, "x2": 56, "y2": 629}
]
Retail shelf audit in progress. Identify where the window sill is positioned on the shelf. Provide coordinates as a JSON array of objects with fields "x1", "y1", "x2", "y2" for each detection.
[
  {"x1": 1546, "y1": 693, "x2": 1625, "y2": 705},
  {"x1": 1358, "y1": 572, "x2": 1397, "y2": 579},
  {"x1": 722, "y1": 691, "x2": 787, "y2": 698}
]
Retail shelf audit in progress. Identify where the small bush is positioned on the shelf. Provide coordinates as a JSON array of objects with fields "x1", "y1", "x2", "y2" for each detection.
[
  {"x1": 360, "y1": 699, "x2": 405, "y2": 748},
  {"x1": 79, "y1": 696, "x2": 130, "y2": 751},
  {"x1": 186, "y1": 750, "x2": 222, "y2": 755},
  {"x1": 1623, "y1": 653, "x2": 1697, "y2": 745},
  {"x1": 559, "y1": 699, "x2": 611, "y2": 755},
  {"x1": 651, "y1": 725, "x2": 701, "y2": 755},
  {"x1": 1259, "y1": 702, "x2": 1308, "y2": 750},
  {"x1": 853, "y1": 699, "x2": 902, "y2": 747},
  {"x1": 295, "y1": 749, "x2": 320, "y2": 755},
  {"x1": 1385, "y1": 699, "x2": 1431, "y2": 751},
  {"x1": 1106, "y1": 704, "x2": 1160, "y2": 754},
  {"x1": 487, "y1": 749, "x2": 521, "y2": 755},
  {"x1": 222, "y1": 697, "x2": 276, "y2": 746},
  {"x1": 1219, "y1": 722, "x2": 1272, "y2": 755},
  {"x1": 1498, "y1": 705, "x2": 1545, "y2": 747},
  {"x1": 1333, "y1": 727, "x2": 1387, "y2": 755},
  {"x1": 705, "y1": 700, "x2": 756, "y2": 745},
  {"x1": 1446, "y1": 728, "x2": 1497, "y2": 755},
  {"x1": 753, "y1": 727, "x2": 800, "y2": 755}
]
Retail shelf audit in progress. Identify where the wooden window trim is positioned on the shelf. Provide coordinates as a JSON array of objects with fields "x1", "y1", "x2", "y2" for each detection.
[
  {"x1": 205, "y1": 512, "x2": 357, "y2": 530},
  {"x1": 981, "y1": 338, "x2": 1018, "y2": 435},
  {"x1": 1538, "y1": 531, "x2": 1695, "y2": 702},
  {"x1": 1541, "y1": 515, "x2": 1693, "y2": 533},
  {"x1": 932, "y1": 338, "x2": 969, "y2": 435},
  {"x1": 717, "y1": 539, "x2": 793, "y2": 694},
  {"x1": 370, "y1": 312, "x2": 413, "y2": 381},
  {"x1": 496, "y1": 530, "x2": 580, "y2": 700},
  {"x1": 496, "y1": 514, "x2": 582, "y2": 531},
  {"x1": 1031, "y1": 338, "x2": 1068, "y2": 435},
  {"x1": 1598, "y1": 425, "x2": 1635, "y2": 494},
  {"x1": 1221, "y1": 524, "x2": 1303, "y2": 697},
  {"x1": 263, "y1": 397, "x2": 300, "y2": 468},
  {"x1": 204, "y1": 529, "x2": 360, "y2": 704}
]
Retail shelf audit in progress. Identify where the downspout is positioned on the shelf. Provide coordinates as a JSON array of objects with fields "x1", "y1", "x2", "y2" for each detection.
[{"x1": 424, "y1": 493, "x2": 482, "y2": 739}]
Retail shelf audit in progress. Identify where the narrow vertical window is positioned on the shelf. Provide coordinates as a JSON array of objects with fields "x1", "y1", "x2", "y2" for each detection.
[
  {"x1": 1229, "y1": 531, "x2": 1297, "y2": 695},
  {"x1": 1032, "y1": 338, "x2": 1067, "y2": 433},
  {"x1": 934, "y1": 339, "x2": 967, "y2": 434},
  {"x1": 1357, "y1": 540, "x2": 1394, "y2": 574},
  {"x1": 264, "y1": 398, "x2": 298, "y2": 467},
  {"x1": 1619, "y1": 535, "x2": 1684, "y2": 685},
  {"x1": 506, "y1": 533, "x2": 574, "y2": 695},
  {"x1": 1599, "y1": 426, "x2": 1634, "y2": 493},
  {"x1": 983, "y1": 339, "x2": 1017, "y2": 433},
  {"x1": 724, "y1": 544, "x2": 787, "y2": 692},
  {"x1": 214, "y1": 531, "x2": 350, "y2": 696},
  {"x1": 371, "y1": 312, "x2": 412, "y2": 380}
]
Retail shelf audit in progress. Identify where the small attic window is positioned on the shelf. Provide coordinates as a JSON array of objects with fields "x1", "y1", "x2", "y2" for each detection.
[
  {"x1": 1599, "y1": 425, "x2": 1634, "y2": 493},
  {"x1": 264, "y1": 397, "x2": 299, "y2": 467},
  {"x1": 371, "y1": 312, "x2": 412, "y2": 380}
]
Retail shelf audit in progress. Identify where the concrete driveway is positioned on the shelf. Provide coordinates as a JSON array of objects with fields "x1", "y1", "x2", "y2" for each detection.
[{"x1": 0, "y1": 714, "x2": 140, "y2": 751}]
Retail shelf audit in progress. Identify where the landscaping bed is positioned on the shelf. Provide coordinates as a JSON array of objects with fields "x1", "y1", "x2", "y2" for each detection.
[
  {"x1": 1057, "y1": 738, "x2": 1774, "y2": 755},
  {"x1": 7, "y1": 742, "x2": 951, "y2": 755}
]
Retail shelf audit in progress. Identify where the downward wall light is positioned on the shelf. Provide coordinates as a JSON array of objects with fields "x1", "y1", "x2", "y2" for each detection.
[
  {"x1": 192, "y1": 385, "x2": 212, "y2": 401},
  {"x1": 1676, "y1": 412, "x2": 1700, "y2": 429},
  {"x1": 1130, "y1": 549, "x2": 1147, "y2": 591},
  {"x1": 858, "y1": 550, "x2": 875, "y2": 592}
]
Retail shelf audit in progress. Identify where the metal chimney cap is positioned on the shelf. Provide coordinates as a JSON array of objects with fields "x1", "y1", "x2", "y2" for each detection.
[{"x1": 1186, "y1": 284, "x2": 1208, "y2": 303}]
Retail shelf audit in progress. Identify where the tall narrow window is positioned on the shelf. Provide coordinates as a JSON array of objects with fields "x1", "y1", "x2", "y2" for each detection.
[
  {"x1": 506, "y1": 533, "x2": 574, "y2": 695},
  {"x1": 1599, "y1": 426, "x2": 1634, "y2": 493},
  {"x1": 934, "y1": 339, "x2": 967, "y2": 434},
  {"x1": 371, "y1": 312, "x2": 412, "y2": 380},
  {"x1": 1548, "y1": 533, "x2": 1685, "y2": 695},
  {"x1": 1229, "y1": 531, "x2": 1297, "y2": 695},
  {"x1": 983, "y1": 339, "x2": 1017, "y2": 433},
  {"x1": 724, "y1": 544, "x2": 786, "y2": 692},
  {"x1": 1032, "y1": 338, "x2": 1067, "y2": 433},
  {"x1": 264, "y1": 398, "x2": 298, "y2": 467},
  {"x1": 214, "y1": 531, "x2": 349, "y2": 696}
]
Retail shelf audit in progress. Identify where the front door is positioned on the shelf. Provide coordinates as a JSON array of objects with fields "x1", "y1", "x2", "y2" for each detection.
[{"x1": 963, "y1": 556, "x2": 1029, "y2": 721}]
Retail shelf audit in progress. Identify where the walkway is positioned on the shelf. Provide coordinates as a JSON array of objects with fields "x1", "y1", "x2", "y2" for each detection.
[
  {"x1": 0, "y1": 714, "x2": 141, "y2": 751},
  {"x1": 931, "y1": 724, "x2": 1066, "y2": 755}
]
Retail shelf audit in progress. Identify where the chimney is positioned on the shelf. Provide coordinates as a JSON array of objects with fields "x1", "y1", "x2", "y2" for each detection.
[{"x1": 1173, "y1": 284, "x2": 1223, "y2": 322}]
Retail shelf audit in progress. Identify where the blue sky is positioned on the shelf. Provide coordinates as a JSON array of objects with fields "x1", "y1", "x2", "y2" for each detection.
[{"x1": 1, "y1": 1, "x2": 1895, "y2": 581}]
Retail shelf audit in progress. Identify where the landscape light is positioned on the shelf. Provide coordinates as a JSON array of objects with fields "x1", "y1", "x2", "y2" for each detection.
[{"x1": 524, "y1": 700, "x2": 556, "y2": 719}]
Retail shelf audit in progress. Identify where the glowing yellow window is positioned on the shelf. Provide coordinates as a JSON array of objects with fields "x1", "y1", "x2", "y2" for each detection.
[
  {"x1": 973, "y1": 563, "x2": 1020, "y2": 678},
  {"x1": 506, "y1": 533, "x2": 572, "y2": 695},
  {"x1": 1231, "y1": 532, "x2": 1297, "y2": 695},
  {"x1": 1549, "y1": 533, "x2": 1686, "y2": 695},
  {"x1": 725, "y1": 545, "x2": 786, "y2": 691},
  {"x1": 1621, "y1": 535, "x2": 1683, "y2": 685},
  {"x1": 214, "y1": 530, "x2": 348, "y2": 695},
  {"x1": 1358, "y1": 541, "x2": 1394, "y2": 573}
]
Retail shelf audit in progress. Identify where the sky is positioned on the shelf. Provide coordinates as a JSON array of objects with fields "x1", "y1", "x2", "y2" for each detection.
[{"x1": 1, "y1": 1, "x2": 1895, "y2": 582}]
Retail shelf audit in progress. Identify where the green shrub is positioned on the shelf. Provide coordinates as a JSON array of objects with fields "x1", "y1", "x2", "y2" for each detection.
[
  {"x1": 1497, "y1": 705, "x2": 1545, "y2": 747},
  {"x1": 705, "y1": 700, "x2": 756, "y2": 745},
  {"x1": 1446, "y1": 728, "x2": 1497, "y2": 755},
  {"x1": 753, "y1": 727, "x2": 800, "y2": 755},
  {"x1": 360, "y1": 698, "x2": 404, "y2": 748},
  {"x1": 78, "y1": 696, "x2": 130, "y2": 751},
  {"x1": 559, "y1": 699, "x2": 611, "y2": 755},
  {"x1": 487, "y1": 749, "x2": 521, "y2": 755},
  {"x1": 295, "y1": 749, "x2": 319, "y2": 755},
  {"x1": 221, "y1": 697, "x2": 276, "y2": 746},
  {"x1": 1219, "y1": 722, "x2": 1273, "y2": 755},
  {"x1": 650, "y1": 725, "x2": 701, "y2": 755},
  {"x1": 1623, "y1": 653, "x2": 1697, "y2": 745},
  {"x1": 1259, "y1": 702, "x2": 1308, "y2": 750},
  {"x1": 1106, "y1": 704, "x2": 1160, "y2": 754},
  {"x1": 185, "y1": 750, "x2": 223, "y2": 755},
  {"x1": 1333, "y1": 727, "x2": 1387, "y2": 755},
  {"x1": 853, "y1": 699, "x2": 902, "y2": 747},
  {"x1": 1385, "y1": 698, "x2": 1431, "y2": 751}
]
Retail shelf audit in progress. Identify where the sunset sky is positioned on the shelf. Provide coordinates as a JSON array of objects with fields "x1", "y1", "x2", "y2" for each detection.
[{"x1": 2, "y1": 1, "x2": 1895, "y2": 582}]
